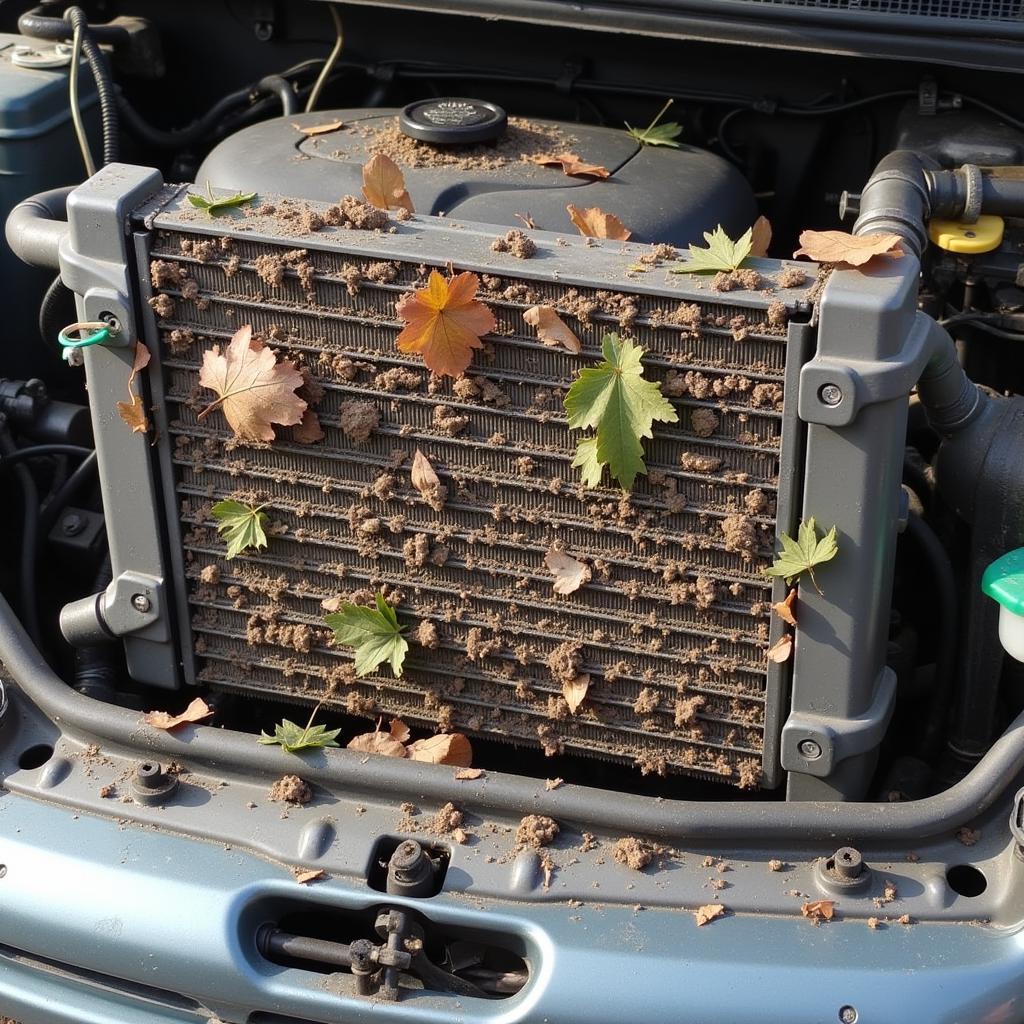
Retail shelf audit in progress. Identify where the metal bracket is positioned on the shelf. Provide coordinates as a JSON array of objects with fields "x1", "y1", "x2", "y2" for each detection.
[
  {"x1": 798, "y1": 309, "x2": 934, "y2": 427},
  {"x1": 60, "y1": 572, "x2": 169, "y2": 648},
  {"x1": 780, "y1": 668, "x2": 897, "y2": 778}
]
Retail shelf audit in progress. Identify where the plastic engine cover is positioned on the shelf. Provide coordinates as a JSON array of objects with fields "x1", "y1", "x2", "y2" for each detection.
[{"x1": 196, "y1": 105, "x2": 756, "y2": 246}]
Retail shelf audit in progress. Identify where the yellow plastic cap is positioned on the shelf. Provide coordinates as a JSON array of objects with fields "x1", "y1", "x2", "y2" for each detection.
[{"x1": 928, "y1": 214, "x2": 1004, "y2": 254}]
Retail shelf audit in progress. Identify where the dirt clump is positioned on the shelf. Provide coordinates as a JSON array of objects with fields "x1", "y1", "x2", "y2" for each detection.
[
  {"x1": 613, "y1": 836, "x2": 654, "y2": 870},
  {"x1": 779, "y1": 267, "x2": 808, "y2": 289},
  {"x1": 433, "y1": 405, "x2": 469, "y2": 436},
  {"x1": 324, "y1": 195, "x2": 389, "y2": 230},
  {"x1": 491, "y1": 229, "x2": 537, "y2": 259},
  {"x1": 269, "y1": 774, "x2": 312, "y2": 805},
  {"x1": 416, "y1": 620, "x2": 440, "y2": 649},
  {"x1": 547, "y1": 641, "x2": 583, "y2": 685},
  {"x1": 720, "y1": 514, "x2": 759, "y2": 560},
  {"x1": 516, "y1": 814, "x2": 560, "y2": 847},
  {"x1": 712, "y1": 268, "x2": 763, "y2": 292},
  {"x1": 432, "y1": 801, "x2": 464, "y2": 835},
  {"x1": 339, "y1": 400, "x2": 379, "y2": 442},
  {"x1": 690, "y1": 408, "x2": 719, "y2": 438}
]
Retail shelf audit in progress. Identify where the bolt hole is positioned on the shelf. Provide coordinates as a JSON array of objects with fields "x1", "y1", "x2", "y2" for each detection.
[
  {"x1": 18, "y1": 744, "x2": 54, "y2": 770},
  {"x1": 0, "y1": 865, "x2": 8, "y2": 879},
  {"x1": 964, "y1": 231, "x2": 977, "y2": 238},
  {"x1": 839, "y1": 1006, "x2": 858, "y2": 1024},
  {"x1": 140, "y1": 763, "x2": 154, "y2": 773},
  {"x1": 946, "y1": 863, "x2": 987, "y2": 897}
]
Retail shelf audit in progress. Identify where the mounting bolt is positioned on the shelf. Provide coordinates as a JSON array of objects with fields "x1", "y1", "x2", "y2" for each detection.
[
  {"x1": 832, "y1": 846, "x2": 863, "y2": 879},
  {"x1": 61, "y1": 512, "x2": 85, "y2": 536},
  {"x1": 131, "y1": 593, "x2": 152, "y2": 613},
  {"x1": 819, "y1": 383, "x2": 843, "y2": 407},
  {"x1": 130, "y1": 761, "x2": 178, "y2": 806},
  {"x1": 349, "y1": 938, "x2": 375, "y2": 995},
  {"x1": 798, "y1": 738, "x2": 823, "y2": 760},
  {"x1": 839, "y1": 1007, "x2": 858, "y2": 1024}
]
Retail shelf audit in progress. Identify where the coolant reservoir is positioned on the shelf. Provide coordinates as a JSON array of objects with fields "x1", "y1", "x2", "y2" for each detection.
[{"x1": 983, "y1": 548, "x2": 1024, "y2": 662}]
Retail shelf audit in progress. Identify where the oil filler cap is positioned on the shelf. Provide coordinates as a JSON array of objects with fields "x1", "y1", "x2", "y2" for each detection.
[
  {"x1": 928, "y1": 214, "x2": 1004, "y2": 254},
  {"x1": 399, "y1": 98, "x2": 506, "y2": 144}
]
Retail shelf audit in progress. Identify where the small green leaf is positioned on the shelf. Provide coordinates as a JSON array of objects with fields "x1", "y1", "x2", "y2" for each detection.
[
  {"x1": 762, "y1": 517, "x2": 839, "y2": 594},
  {"x1": 187, "y1": 181, "x2": 257, "y2": 216},
  {"x1": 625, "y1": 98, "x2": 682, "y2": 149},
  {"x1": 259, "y1": 718, "x2": 341, "y2": 754},
  {"x1": 564, "y1": 333, "x2": 678, "y2": 491},
  {"x1": 670, "y1": 225, "x2": 753, "y2": 274},
  {"x1": 325, "y1": 592, "x2": 409, "y2": 677},
  {"x1": 211, "y1": 499, "x2": 268, "y2": 560}
]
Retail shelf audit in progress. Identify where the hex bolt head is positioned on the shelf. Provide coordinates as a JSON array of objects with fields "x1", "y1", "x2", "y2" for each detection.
[
  {"x1": 391, "y1": 839, "x2": 425, "y2": 876},
  {"x1": 798, "y1": 738, "x2": 823, "y2": 760},
  {"x1": 832, "y1": 846, "x2": 863, "y2": 879},
  {"x1": 819, "y1": 383, "x2": 843, "y2": 407},
  {"x1": 131, "y1": 593, "x2": 152, "y2": 613},
  {"x1": 61, "y1": 512, "x2": 85, "y2": 536}
]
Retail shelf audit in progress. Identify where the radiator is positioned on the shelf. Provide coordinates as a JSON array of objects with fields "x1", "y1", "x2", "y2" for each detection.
[{"x1": 62, "y1": 166, "x2": 916, "y2": 796}]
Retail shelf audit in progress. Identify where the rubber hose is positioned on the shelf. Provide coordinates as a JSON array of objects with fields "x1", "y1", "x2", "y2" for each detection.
[
  {"x1": 65, "y1": 7, "x2": 119, "y2": 166},
  {"x1": 0, "y1": 426, "x2": 41, "y2": 646},
  {"x1": 18, "y1": 4, "x2": 129, "y2": 45}
]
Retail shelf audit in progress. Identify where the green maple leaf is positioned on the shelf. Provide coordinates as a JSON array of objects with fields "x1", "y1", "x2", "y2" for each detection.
[
  {"x1": 625, "y1": 98, "x2": 682, "y2": 149},
  {"x1": 325, "y1": 592, "x2": 408, "y2": 677},
  {"x1": 187, "y1": 181, "x2": 257, "y2": 216},
  {"x1": 564, "y1": 333, "x2": 678, "y2": 491},
  {"x1": 762, "y1": 517, "x2": 839, "y2": 595},
  {"x1": 211, "y1": 499, "x2": 268, "y2": 560},
  {"x1": 671, "y1": 225, "x2": 753, "y2": 274},
  {"x1": 259, "y1": 718, "x2": 341, "y2": 754}
]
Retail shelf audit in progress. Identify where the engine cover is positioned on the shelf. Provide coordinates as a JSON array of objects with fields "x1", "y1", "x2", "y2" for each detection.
[{"x1": 195, "y1": 104, "x2": 757, "y2": 246}]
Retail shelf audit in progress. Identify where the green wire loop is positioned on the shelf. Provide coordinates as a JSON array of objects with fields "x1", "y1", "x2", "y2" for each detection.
[{"x1": 58, "y1": 322, "x2": 111, "y2": 351}]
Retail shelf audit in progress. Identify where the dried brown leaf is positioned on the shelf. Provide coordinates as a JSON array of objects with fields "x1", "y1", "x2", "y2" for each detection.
[
  {"x1": 389, "y1": 717, "x2": 411, "y2": 744},
  {"x1": 292, "y1": 867, "x2": 327, "y2": 884},
  {"x1": 750, "y1": 215, "x2": 772, "y2": 258},
  {"x1": 567, "y1": 204, "x2": 631, "y2": 241},
  {"x1": 406, "y1": 732, "x2": 473, "y2": 767},
  {"x1": 562, "y1": 673, "x2": 591, "y2": 714},
  {"x1": 142, "y1": 697, "x2": 214, "y2": 730},
  {"x1": 320, "y1": 595, "x2": 342, "y2": 613},
  {"x1": 531, "y1": 152, "x2": 610, "y2": 179},
  {"x1": 346, "y1": 730, "x2": 408, "y2": 758},
  {"x1": 524, "y1": 306, "x2": 582, "y2": 354},
  {"x1": 514, "y1": 212, "x2": 537, "y2": 229},
  {"x1": 793, "y1": 230, "x2": 904, "y2": 267},
  {"x1": 544, "y1": 547, "x2": 591, "y2": 595},
  {"x1": 694, "y1": 903, "x2": 726, "y2": 926},
  {"x1": 772, "y1": 588, "x2": 798, "y2": 627},
  {"x1": 801, "y1": 899, "x2": 835, "y2": 923},
  {"x1": 198, "y1": 324, "x2": 306, "y2": 441},
  {"x1": 293, "y1": 119, "x2": 344, "y2": 136},
  {"x1": 362, "y1": 153, "x2": 414, "y2": 214},
  {"x1": 455, "y1": 767, "x2": 485, "y2": 780},
  {"x1": 293, "y1": 409, "x2": 325, "y2": 444},
  {"x1": 116, "y1": 342, "x2": 152, "y2": 434},
  {"x1": 545, "y1": 777, "x2": 564, "y2": 791},
  {"x1": 767, "y1": 634, "x2": 793, "y2": 663},
  {"x1": 411, "y1": 448, "x2": 441, "y2": 494}
]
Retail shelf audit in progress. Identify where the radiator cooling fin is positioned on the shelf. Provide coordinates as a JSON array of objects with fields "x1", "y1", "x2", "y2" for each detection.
[{"x1": 140, "y1": 192, "x2": 814, "y2": 787}]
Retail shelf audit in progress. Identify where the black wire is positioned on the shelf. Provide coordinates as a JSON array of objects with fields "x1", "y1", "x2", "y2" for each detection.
[
  {"x1": 65, "y1": 7, "x2": 119, "y2": 166},
  {"x1": 940, "y1": 311, "x2": 1024, "y2": 341},
  {"x1": 0, "y1": 444, "x2": 92, "y2": 469},
  {"x1": 38, "y1": 450, "x2": 98, "y2": 540},
  {"x1": 0, "y1": 426, "x2": 42, "y2": 645}
]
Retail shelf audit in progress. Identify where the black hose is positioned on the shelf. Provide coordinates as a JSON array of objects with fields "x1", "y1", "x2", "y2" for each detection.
[
  {"x1": 0, "y1": 581, "x2": 1021, "y2": 843},
  {"x1": 38, "y1": 273, "x2": 74, "y2": 349},
  {"x1": 74, "y1": 554, "x2": 117, "y2": 698},
  {"x1": 257, "y1": 75, "x2": 297, "y2": 117},
  {"x1": 65, "y1": 7, "x2": 119, "y2": 167},
  {"x1": 0, "y1": 425, "x2": 41, "y2": 646},
  {"x1": 0, "y1": 444, "x2": 92, "y2": 468},
  {"x1": 18, "y1": 4, "x2": 129, "y2": 45},
  {"x1": 38, "y1": 449, "x2": 97, "y2": 540},
  {"x1": 903, "y1": 514, "x2": 959, "y2": 759}
]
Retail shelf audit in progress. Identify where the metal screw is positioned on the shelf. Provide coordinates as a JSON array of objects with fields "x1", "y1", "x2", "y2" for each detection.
[
  {"x1": 832, "y1": 846, "x2": 863, "y2": 879},
  {"x1": 819, "y1": 383, "x2": 843, "y2": 407},
  {"x1": 964, "y1": 231, "x2": 976, "y2": 238},
  {"x1": 131, "y1": 593, "x2": 152, "y2": 613},
  {"x1": 798, "y1": 738, "x2": 823, "y2": 760},
  {"x1": 839, "y1": 1007, "x2": 858, "y2": 1024},
  {"x1": 99, "y1": 313, "x2": 122, "y2": 335},
  {"x1": 61, "y1": 512, "x2": 85, "y2": 536}
]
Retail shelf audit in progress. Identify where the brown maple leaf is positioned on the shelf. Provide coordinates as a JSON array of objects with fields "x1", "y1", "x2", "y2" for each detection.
[
  {"x1": 362, "y1": 153, "x2": 414, "y2": 214},
  {"x1": 142, "y1": 697, "x2": 214, "y2": 730},
  {"x1": 772, "y1": 588, "x2": 798, "y2": 627},
  {"x1": 694, "y1": 903, "x2": 726, "y2": 926},
  {"x1": 801, "y1": 899, "x2": 835, "y2": 924},
  {"x1": 767, "y1": 634, "x2": 793, "y2": 663},
  {"x1": 406, "y1": 733, "x2": 473, "y2": 767},
  {"x1": 562, "y1": 673, "x2": 591, "y2": 714},
  {"x1": 198, "y1": 325, "x2": 306, "y2": 441},
  {"x1": 523, "y1": 306, "x2": 582, "y2": 354},
  {"x1": 116, "y1": 342, "x2": 152, "y2": 434},
  {"x1": 395, "y1": 270, "x2": 496, "y2": 378},
  {"x1": 567, "y1": 204, "x2": 632, "y2": 240},
  {"x1": 531, "y1": 152, "x2": 610, "y2": 179},
  {"x1": 389, "y1": 717, "x2": 411, "y2": 744},
  {"x1": 750, "y1": 215, "x2": 772, "y2": 258},
  {"x1": 793, "y1": 230, "x2": 904, "y2": 267},
  {"x1": 292, "y1": 867, "x2": 327, "y2": 884},
  {"x1": 293, "y1": 410, "x2": 324, "y2": 444},
  {"x1": 545, "y1": 547, "x2": 591, "y2": 595},
  {"x1": 292, "y1": 119, "x2": 344, "y2": 136}
]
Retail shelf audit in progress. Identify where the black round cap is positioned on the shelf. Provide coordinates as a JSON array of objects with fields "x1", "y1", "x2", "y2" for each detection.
[{"x1": 399, "y1": 98, "x2": 507, "y2": 145}]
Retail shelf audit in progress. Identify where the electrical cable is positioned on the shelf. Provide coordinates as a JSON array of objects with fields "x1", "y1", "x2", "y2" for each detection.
[
  {"x1": 65, "y1": 7, "x2": 119, "y2": 167},
  {"x1": 68, "y1": 20, "x2": 96, "y2": 176},
  {"x1": 305, "y1": 3, "x2": 343, "y2": 113},
  {"x1": 37, "y1": 450, "x2": 97, "y2": 541},
  {"x1": 941, "y1": 311, "x2": 1024, "y2": 341},
  {"x1": 0, "y1": 444, "x2": 92, "y2": 469}
]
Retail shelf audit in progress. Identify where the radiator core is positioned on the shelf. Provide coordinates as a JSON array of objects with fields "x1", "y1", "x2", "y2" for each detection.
[{"x1": 139, "y1": 194, "x2": 813, "y2": 787}]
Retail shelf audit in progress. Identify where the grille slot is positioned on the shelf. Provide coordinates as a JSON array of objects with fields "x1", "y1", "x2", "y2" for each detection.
[{"x1": 143, "y1": 210, "x2": 809, "y2": 787}]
